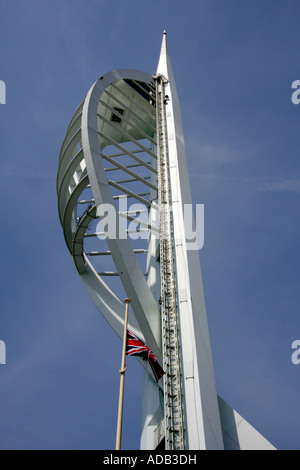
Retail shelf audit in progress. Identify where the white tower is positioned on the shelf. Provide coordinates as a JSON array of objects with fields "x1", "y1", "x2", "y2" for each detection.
[{"x1": 57, "y1": 32, "x2": 276, "y2": 450}]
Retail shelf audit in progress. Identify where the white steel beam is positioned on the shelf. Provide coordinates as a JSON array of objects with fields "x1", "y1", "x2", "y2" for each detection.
[{"x1": 155, "y1": 31, "x2": 224, "y2": 450}]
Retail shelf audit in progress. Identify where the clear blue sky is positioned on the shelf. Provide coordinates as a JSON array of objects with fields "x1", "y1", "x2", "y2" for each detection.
[{"x1": 0, "y1": 0, "x2": 299, "y2": 450}]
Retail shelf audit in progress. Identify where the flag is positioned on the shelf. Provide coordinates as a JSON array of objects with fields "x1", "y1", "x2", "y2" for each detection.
[{"x1": 126, "y1": 330, "x2": 165, "y2": 383}]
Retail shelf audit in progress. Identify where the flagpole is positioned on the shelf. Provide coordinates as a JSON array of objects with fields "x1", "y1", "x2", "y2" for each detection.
[{"x1": 115, "y1": 298, "x2": 131, "y2": 450}]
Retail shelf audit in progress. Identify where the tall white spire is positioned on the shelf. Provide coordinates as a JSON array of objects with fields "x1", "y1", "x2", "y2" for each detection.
[
  {"x1": 156, "y1": 30, "x2": 169, "y2": 77},
  {"x1": 154, "y1": 30, "x2": 225, "y2": 450},
  {"x1": 149, "y1": 31, "x2": 276, "y2": 452},
  {"x1": 156, "y1": 30, "x2": 178, "y2": 98}
]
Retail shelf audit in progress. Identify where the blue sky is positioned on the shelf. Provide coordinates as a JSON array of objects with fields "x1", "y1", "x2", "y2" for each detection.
[{"x1": 0, "y1": 0, "x2": 299, "y2": 450}]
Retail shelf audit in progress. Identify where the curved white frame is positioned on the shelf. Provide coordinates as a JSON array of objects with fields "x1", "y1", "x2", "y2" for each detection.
[{"x1": 57, "y1": 69, "x2": 162, "y2": 359}]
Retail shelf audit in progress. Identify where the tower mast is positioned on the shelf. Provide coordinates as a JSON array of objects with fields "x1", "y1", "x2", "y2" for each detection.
[
  {"x1": 154, "y1": 31, "x2": 224, "y2": 450},
  {"x1": 154, "y1": 67, "x2": 185, "y2": 449}
]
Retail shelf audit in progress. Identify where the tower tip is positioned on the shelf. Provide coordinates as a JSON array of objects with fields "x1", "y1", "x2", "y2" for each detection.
[{"x1": 157, "y1": 29, "x2": 170, "y2": 77}]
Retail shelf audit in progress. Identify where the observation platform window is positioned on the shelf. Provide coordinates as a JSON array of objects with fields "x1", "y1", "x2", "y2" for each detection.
[{"x1": 111, "y1": 107, "x2": 124, "y2": 123}]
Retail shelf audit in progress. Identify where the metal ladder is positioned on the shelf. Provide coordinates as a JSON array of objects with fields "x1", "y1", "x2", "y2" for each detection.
[{"x1": 153, "y1": 74, "x2": 185, "y2": 450}]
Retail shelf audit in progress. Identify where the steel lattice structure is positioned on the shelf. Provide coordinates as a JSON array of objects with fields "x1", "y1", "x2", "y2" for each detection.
[{"x1": 57, "y1": 32, "x2": 276, "y2": 451}]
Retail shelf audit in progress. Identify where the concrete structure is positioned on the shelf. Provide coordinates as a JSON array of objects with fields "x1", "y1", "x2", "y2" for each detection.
[{"x1": 57, "y1": 32, "x2": 275, "y2": 450}]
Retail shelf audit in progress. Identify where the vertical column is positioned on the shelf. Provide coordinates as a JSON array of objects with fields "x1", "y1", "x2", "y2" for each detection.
[{"x1": 154, "y1": 74, "x2": 185, "y2": 450}]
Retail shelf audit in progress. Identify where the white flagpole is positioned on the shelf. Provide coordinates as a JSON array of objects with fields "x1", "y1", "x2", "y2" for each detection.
[{"x1": 115, "y1": 298, "x2": 131, "y2": 450}]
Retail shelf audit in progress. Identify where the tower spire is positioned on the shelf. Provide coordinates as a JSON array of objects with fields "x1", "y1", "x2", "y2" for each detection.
[
  {"x1": 154, "y1": 31, "x2": 225, "y2": 450},
  {"x1": 156, "y1": 30, "x2": 171, "y2": 80}
]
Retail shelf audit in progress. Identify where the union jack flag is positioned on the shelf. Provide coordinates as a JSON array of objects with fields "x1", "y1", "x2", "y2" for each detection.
[{"x1": 126, "y1": 330, "x2": 165, "y2": 383}]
